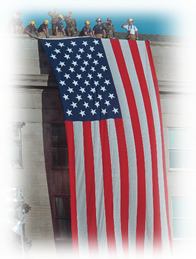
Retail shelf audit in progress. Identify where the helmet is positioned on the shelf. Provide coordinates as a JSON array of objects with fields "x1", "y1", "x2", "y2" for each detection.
[
  {"x1": 29, "y1": 21, "x2": 36, "y2": 26},
  {"x1": 96, "y1": 18, "x2": 102, "y2": 22},
  {"x1": 128, "y1": 18, "x2": 134, "y2": 22},
  {"x1": 44, "y1": 20, "x2": 49, "y2": 25},
  {"x1": 59, "y1": 14, "x2": 63, "y2": 20},
  {"x1": 13, "y1": 14, "x2": 18, "y2": 19},
  {"x1": 85, "y1": 20, "x2": 90, "y2": 25}
]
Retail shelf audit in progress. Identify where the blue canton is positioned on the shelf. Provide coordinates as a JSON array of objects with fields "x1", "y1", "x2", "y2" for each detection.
[{"x1": 41, "y1": 37, "x2": 122, "y2": 122}]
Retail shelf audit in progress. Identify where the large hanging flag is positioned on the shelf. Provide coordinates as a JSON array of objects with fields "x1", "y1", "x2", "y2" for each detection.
[{"x1": 41, "y1": 37, "x2": 172, "y2": 257}]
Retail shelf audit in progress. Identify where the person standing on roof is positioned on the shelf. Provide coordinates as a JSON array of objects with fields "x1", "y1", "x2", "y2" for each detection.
[
  {"x1": 55, "y1": 15, "x2": 66, "y2": 36},
  {"x1": 92, "y1": 18, "x2": 106, "y2": 38},
  {"x1": 15, "y1": 11, "x2": 24, "y2": 34},
  {"x1": 121, "y1": 18, "x2": 138, "y2": 40},
  {"x1": 80, "y1": 20, "x2": 92, "y2": 37},
  {"x1": 104, "y1": 19, "x2": 115, "y2": 39},
  {"x1": 38, "y1": 20, "x2": 50, "y2": 37},
  {"x1": 47, "y1": 9, "x2": 59, "y2": 35},
  {"x1": 64, "y1": 12, "x2": 77, "y2": 37}
]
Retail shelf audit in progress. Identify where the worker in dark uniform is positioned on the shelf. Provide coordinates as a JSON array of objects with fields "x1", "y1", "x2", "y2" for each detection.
[
  {"x1": 47, "y1": 9, "x2": 59, "y2": 35},
  {"x1": 38, "y1": 20, "x2": 50, "y2": 37},
  {"x1": 55, "y1": 15, "x2": 66, "y2": 36},
  {"x1": 24, "y1": 21, "x2": 39, "y2": 36},
  {"x1": 92, "y1": 18, "x2": 106, "y2": 38},
  {"x1": 80, "y1": 20, "x2": 92, "y2": 36}
]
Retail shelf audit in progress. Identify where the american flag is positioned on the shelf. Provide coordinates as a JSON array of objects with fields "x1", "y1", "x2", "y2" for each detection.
[{"x1": 41, "y1": 37, "x2": 172, "y2": 257}]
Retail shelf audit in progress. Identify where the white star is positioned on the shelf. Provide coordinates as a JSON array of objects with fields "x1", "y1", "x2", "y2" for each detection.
[
  {"x1": 79, "y1": 110, "x2": 86, "y2": 117},
  {"x1": 105, "y1": 100, "x2": 110, "y2": 106},
  {"x1": 83, "y1": 60, "x2": 89, "y2": 66},
  {"x1": 78, "y1": 48, "x2": 84, "y2": 53},
  {"x1": 112, "y1": 108, "x2": 119, "y2": 114},
  {"x1": 76, "y1": 74, "x2": 82, "y2": 79},
  {"x1": 90, "y1": 88, "x2": 96, "y2": 93},
  {"x1": 89, "y1": 46, "x2": 95, "y2": 52},
  {"x1": 76, "y1": 95, "x2": 82, "y2": 101},
  {"x1": 69, "y1": 67, "x2": 75, "y2": 73},
  {"x1": 93, "y1": 60, "x2": 99, "y2": 65},
  {"x1": 66, "y1": 109, "x2": 73, "y2": 116},
  {"x1": 71, "y1": 102, "x2": 77, "y2": 108},
  {"x1": 58, "y1": 42, "x2": 65, "y2": 47},
  {"x1": 95, "y1": 101, "x2": 100, "y2": 108},
  {"x1": 67, "y1": 87, "x2": 74, "y2": 93},
  {"x1": 76, "y1": 54, "x2": 81, "y2": 60},
  {"x1": 84, "y1": 80, "x2": 90, "y2": 86},
  {"x1": 104, "y1": 79, "x2": 111, "y2": 85},
  {"x1": 59, "y1": 61, "x2": 65, "y2": 67},
  {"x1": 71, "y1": 41, "x2": 77, "y2": 46},
  {"x1": 87, "y1": 74, "x2": 93, "y2": 80},
  {"x1": 79, "y1": 87, "x2": 86, "y2": 93},
  {"x1": 59, "y1": 80, "x2": 66, "y2": 86},
  {"x1": 94, "y1": 81, "x2": 99, "y2": 86},
  {"x1": 101, "y1": 65, "x2": 107, "y2": 71},
  {"x1": 82, "y1": 41, "x2": 88, "y2": 46},
  {"x1": 72, "y1": 80, "x2": 78, "y2": 86},
  {"x1": 91, "y1": 67, "x2": 96, "y2": 72},
  {"x1": 97, "y1": 94, "x2": 102, "y2": 100},
  {"x1": 101, "y1": 109, "x2": 107, "y2": 115},
  {"x1": 54, "y1": 48, "x2": 61, "y2": 54},
  {"x1": 91, "y1": 109, "x2": 97, "y2": 115},
  {"x1": 93, "y1": 39, "x2": 99, "y2": 45},
  {"x1": 50, "y1": 54, "x2": 57, "y2": 59},
  {"x1": 45, "y1": 42, "x2": 52, "y2": 47},
  {"x1": 67, "y1": 47, "x2": 73, "y2": 53},
  {"x1": 64, "y1": 54, "x2": 70, "y2": 59},
  {"x1": 100, "y1": 86, "x2": 106, "y2": 92},
  {"x1": 63, "y1": 94, "x2": 69, "y2": 100},
  {"x1": 87, "y1": 94, "x2": 93, "y2": 100},
  {"x1": 64, "y1": 73, "x2": 70, "y2": 79},
  {"x1": 97, "y1": 73, "x2": 103, "y2": 79},
  {"x1": 108, "y1": 93, "x2": 115, "y2": 99},
  {"x1": 80, "y1": 66, "x2": 86, "y2": 72},
  {"x1": 83, "y1": 102, "x2": 89, "y2": 108},
  {"x1": 87, "y1": 53, "x2": 92, "y2": 59},
  {"x1": 97, "y1": 52, "x2": 103, "y2": 58},
  {"x1": 72, "y1": 61, "x2": 78, "y2": 66},
  {"x1": 56, "y1": 67, "x2": 62, "y2": 73}
]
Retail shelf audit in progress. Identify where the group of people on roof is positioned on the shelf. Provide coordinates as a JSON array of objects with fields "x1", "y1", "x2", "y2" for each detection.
[{"x1": 9, "y1": 9, "x2": 138, "y2": 40}]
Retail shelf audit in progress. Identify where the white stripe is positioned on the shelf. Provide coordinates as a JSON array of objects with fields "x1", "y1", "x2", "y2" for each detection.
[
  {"x1": 137, "y1": 41, "x2": 171, "y2": 253},
  {"x1": 107, "y1": 118, "x2": 123, "y2": 256},
  {"x1": 120, "y1": 40, "x2": 154, "y2": 256},
  {"x1": 102, "y1": 39, "x2": 138, "y2": 257},
  {"x1": 91, "y1": 121, "x2": 108, "y2": 255},
  {"x1": 73, "y1": 122, "x2": 89, "y2": 254}
]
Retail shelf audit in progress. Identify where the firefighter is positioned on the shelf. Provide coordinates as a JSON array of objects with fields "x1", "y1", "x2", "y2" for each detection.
[
  {"x1": 24, "y1": 21, "x2": 39, "y2": 36},
  {"x1": 80, "y1": 20, "x2": 92, "y2": 36},
  {"x1": 92, "y1": 18, "x2": 106, "y2": 38},
  {"x1": 121, "y1": 18, "x2": 138, "y2": 40},
  {"x1": 38, "y1": 20, "x2": 50, "y2": 37},
  {"x1": 55, "y1": 15, "x2": 66, "y2": 36}
]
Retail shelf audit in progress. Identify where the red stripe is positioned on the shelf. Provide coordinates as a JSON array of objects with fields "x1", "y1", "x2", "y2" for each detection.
[
  {"x1": 99, "y1": 120, "x2": 116, "y2": 252},
  {"x1": 145, "y1": 41, "x2": 172, "y2": 251},
  {"x1": 64, "y1": 121, "x2": 79, "y2": 253},
  {"x1": 114, "y1": 119, "x2": 129, "y2": 253},
  {"x1": 83, "y1": 121, "x2": 98, "y2": 252},
  {"x1": 129, "y1": 41, "x2": 162, "y2": 251},
  {"x1": 110, "y1": 39, "x2": 146, "y2": 252}
]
